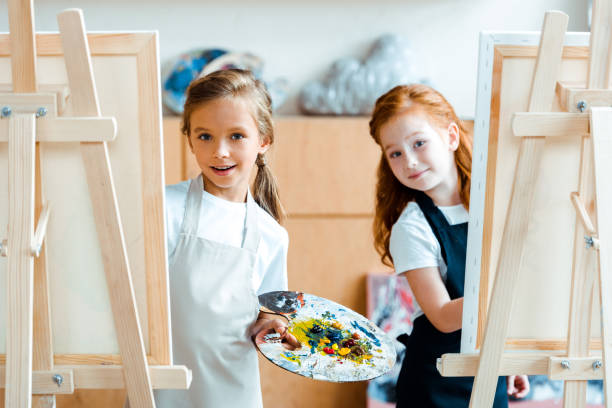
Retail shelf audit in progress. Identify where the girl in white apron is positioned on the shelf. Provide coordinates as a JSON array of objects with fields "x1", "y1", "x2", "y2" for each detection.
[
  {"x1": 367, "y1": 84, "x2": 529, "y2": 407},
  {"x1": 155, "y1": 69, "x2": 299, "y2": 408}
]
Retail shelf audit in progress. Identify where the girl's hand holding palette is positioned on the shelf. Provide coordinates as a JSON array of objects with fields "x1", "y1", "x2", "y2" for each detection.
[{"x1": 255, "y1": 291, "x2": 396, "y2": 382}]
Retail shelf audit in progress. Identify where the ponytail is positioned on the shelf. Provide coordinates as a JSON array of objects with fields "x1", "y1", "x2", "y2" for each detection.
[{"x1": 253, "y1": 153, "x2": 285, "y2": 224}]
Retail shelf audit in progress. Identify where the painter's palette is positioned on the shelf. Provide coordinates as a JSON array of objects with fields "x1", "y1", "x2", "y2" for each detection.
[{"x1": 256, "y1": 291, "x2": 396, "y2": 382}]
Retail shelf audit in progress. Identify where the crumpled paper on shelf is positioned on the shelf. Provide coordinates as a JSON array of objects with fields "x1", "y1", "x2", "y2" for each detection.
[{"x1": 299, "y1": 34, "x2": 430, "y2": 115}]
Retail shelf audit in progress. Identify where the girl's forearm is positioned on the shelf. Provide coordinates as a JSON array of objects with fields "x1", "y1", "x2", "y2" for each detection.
[{"x1": 431, "y1": 297, "x2": 464, "y2": 333}]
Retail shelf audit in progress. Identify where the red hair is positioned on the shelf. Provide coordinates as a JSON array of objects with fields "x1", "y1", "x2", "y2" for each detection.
[{"x1": 369, "y1": 84, "x2": 472, "y2": 267}]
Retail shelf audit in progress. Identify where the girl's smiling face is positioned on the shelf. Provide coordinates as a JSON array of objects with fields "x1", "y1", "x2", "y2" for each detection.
[
  {"x1": 379, "y1": 107, "x2": 461, "y2": 206},
  {"x1": 188, "y1": 96, "x2": 269, "y2": 202}
]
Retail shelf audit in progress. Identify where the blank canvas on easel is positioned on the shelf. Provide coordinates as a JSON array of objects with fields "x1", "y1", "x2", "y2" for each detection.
[
  {"x1": 0, "y1": 32, "x2": 170, "y2": 365},
  {"x1": 463, "y1": 31, "x2": 601, "y2": 352}
]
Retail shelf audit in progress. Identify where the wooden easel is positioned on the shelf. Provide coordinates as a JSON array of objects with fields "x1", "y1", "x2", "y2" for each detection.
[
  {"x1": 436, "y1": 1, "x2": 612, "y2": 407},
  {"x1": 1, "y1": 2, "x2": 190, "y2": 407}
]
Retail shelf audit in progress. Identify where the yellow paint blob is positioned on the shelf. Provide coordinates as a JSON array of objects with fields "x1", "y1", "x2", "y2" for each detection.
[
  {"x1": 339, "y1": 348, "x2": 351, "y2": 356},
  {"x1": 281, "y1": 353, "x2": 301, "y2": 366},
  {"x1": 332, "y1": 343, "x2": 338, "y2": 350}
]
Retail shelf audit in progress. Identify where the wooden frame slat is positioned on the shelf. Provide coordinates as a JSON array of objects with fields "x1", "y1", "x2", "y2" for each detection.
[{"x1": 136, "y1": 33, "x2": 170, "y2": 366}]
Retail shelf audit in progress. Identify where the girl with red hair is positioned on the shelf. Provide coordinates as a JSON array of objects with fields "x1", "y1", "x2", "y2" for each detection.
[{"x1": 369, "y1": 84, "x2": 529, "y2": 407}]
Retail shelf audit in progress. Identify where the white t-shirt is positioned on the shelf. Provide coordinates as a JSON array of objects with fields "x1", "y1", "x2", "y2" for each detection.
[
  {"x1": 165, "y1": 180, "x2": 289, "y2": 295},
  {"x1": 389, "y1": 201, "x2": 468, "y2": 322}
]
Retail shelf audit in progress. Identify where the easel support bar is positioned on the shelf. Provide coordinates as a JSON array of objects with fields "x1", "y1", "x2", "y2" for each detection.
[
  {"x1": 438, "y1": 353, "x2": 605, "y2": 380},
  {"x1": 0, "y1": 365, "x2": 191, "y2": 391},
  {"x1": 0, "y1": 93, "x2": 56, "y2": 116},
  {"x1": 1, "y1": 369, "x2": 74, "y2": 394},
  {"x1": 0, "y1": 117, "x2": 118, "y2": 142},
  {"x1": 556, "y1": 81, "x2": 612, "y2": 113},
  {"x1": 512, "y1": 112, "x2": 589, "y2": 137}
]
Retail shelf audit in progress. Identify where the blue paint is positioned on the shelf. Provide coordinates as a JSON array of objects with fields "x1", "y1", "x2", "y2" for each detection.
[
  {"x1": 321, "y1": 311, "x2": 336, "y2": 320},
  {"x1": 351, "y1": 321, "x2": 381, "y2": 346}
]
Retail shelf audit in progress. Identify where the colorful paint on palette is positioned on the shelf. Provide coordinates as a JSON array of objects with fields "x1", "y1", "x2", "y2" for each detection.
[{"x1": 256, "y1": 291, "x2": 396, "y2": 382}]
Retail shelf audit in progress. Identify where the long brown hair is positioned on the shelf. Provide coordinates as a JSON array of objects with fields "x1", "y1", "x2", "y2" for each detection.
[
  {"x1": 369, "y1": 84, "x2": 472, "y2": 267},
  {"x1": 182, "y1": 69, "x2": 285, "y2": 223}
]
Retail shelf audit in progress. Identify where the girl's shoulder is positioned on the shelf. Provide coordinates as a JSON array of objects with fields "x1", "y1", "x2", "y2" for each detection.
[
  {"x1": 254, "y1": 204, "x2": 289, "y2": 248},
  {"x1": 390, "y1": 201, "x2": 437, "y2": 252},
  {"x1": 394, "y1": 201, "x2": 428, "y2": 229},
  {"x1": 165, "y1": 180, "x2": 190, "y2": 214},
  {"x1": 389, "y1": 201, "x2": 441, "y2": 272},
  {"x1": 165, "y1": 180, "x2": 190, "y2": 201}
]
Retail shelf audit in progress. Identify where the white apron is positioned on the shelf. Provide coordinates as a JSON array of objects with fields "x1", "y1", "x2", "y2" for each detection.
[{"x1": 155, "y1": 175, "x2": 263, "y2": 408}]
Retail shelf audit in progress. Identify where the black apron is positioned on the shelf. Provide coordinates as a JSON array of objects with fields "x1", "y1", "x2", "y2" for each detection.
[{"x1": 395, "y1": 192, "x2": 507, "y2": 408}]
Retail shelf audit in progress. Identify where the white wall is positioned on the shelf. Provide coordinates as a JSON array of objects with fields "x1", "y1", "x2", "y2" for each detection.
[{"x1": 0, "y1": 0, "x2": 588, "y2": 116}]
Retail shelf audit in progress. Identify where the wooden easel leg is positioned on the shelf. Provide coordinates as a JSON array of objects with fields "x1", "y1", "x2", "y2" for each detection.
[
  {"x1": 32, "y1": 143, "x2": 55, "y2": 408},
  {"x1": 57, "y1": 10, "x2": 155, "y2": 408},
  {"x1": 564, "y1": 136, "x2": 597, "y2": 408},
  {"x1": 469, "y1": 11, "x2": 568, "y2": 407},
  {"x1": 5, "y1": 0, "x2": 39, "y2": 406},
  {"x1": 5, "y1": 114, "x2": 36, "y2": 408},
  {"x1": 591, "y1": 107, "x2": 612, "y2": 407},
  {"x1": 7, "y1": 0, "x2": 37, "y2": 93}
]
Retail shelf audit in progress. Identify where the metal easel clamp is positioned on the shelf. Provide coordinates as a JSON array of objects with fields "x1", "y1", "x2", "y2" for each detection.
[
  {"x1": 585, "y1": 235, "x2": 600, "y2": 250},
  {"x1": 548, "y1": 356, "x2": 603, "y2": 380}
]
